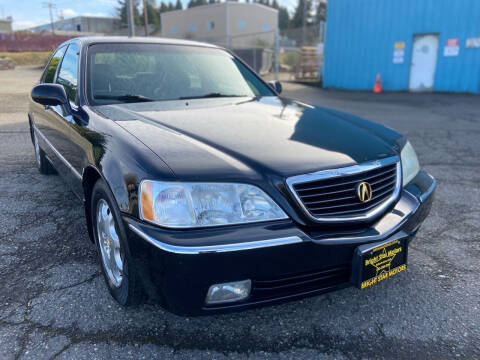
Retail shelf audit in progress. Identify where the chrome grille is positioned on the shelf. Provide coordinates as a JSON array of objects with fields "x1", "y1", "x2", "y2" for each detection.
[{"x1": 286, "y1": 157, "x2": 401, "y2": 223}]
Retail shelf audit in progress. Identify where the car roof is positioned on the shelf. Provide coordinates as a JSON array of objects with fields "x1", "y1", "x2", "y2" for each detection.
[{"x1": 61, "y1": 36, "x2": 221, "y2": 49}]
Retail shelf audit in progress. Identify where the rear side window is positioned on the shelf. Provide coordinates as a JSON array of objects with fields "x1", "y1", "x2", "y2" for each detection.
[
  {"x1": 43, "y1": 46, "x2": 66, "y2": 83},
  {"x1": 56, "y1": 44, "x2": 79, "y2": 106}
]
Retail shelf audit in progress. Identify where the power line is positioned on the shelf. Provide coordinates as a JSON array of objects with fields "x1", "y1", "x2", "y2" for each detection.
[
  {"x1": 301, "y1": 0, "x2": 306, "y2": 46},
  {"x1": 143, "y1": 0, "x2": 149, "y2": 36},
  {"x1": 126, "y1": 0, "x2": 135, "y2": 37},
  {"x1": 42, "y1": 1, "x2": 56, "y2": 34}
]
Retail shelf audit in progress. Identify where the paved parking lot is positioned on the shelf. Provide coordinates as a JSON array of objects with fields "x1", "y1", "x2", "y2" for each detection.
[{"x1": 0, "y1": 67, "x2": 479, "y2": 360}]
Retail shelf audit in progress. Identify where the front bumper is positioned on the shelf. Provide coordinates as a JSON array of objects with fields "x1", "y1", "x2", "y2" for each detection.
[{"x1": 124, "y1": 171, "x2": 435, "y2": 316}]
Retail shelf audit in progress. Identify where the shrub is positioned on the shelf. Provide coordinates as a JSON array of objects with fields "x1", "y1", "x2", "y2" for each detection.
[{"x1": 0, "y1": 51, "x2": 52, "y2": 66}]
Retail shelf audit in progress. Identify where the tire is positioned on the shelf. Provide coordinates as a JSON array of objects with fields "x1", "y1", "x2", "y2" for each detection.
[
  {"x1": 90, "y1": 179, "x2": 144, "y2": 306},
  {"x1": 32, "y1": 127, "x2": 56, "y2": 175}
]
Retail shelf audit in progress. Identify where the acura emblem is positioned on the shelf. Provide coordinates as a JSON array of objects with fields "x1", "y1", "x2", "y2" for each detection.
[{"x1": 357, "y1": 182, "x2": 373, "y2": 202}]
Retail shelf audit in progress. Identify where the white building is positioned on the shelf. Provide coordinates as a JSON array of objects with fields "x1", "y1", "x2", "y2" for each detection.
[
  {"x1": 29, "y1": 16, "x2": 120, "y2": 34},
  {"x1": 0, "y1": 17, "x2": 12, "y2": 33},
  {"x1": 161, "y1": 2, "x2": 278, "y2": 48}
]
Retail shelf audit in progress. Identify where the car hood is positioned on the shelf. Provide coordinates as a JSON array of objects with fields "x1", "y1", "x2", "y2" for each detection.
[{"x1": 95, "y1": 96, "x2": 401, "y2": 180}]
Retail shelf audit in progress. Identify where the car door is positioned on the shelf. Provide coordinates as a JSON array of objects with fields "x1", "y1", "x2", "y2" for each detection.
[
  {"x1": 31, "y1": 45, "x2": 67, "y2": 168},
  {"x1": 51, "y1": 43, "x2": 84, "y2": 196}
]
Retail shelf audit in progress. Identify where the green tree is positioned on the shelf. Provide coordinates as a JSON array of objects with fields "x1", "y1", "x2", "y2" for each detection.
[
  {"x1": 175, "y1": 0, "x2": 183, "y2": 9},
  {"x1": 278, "y1": 6, "x2": 290, "y2": 32},
  {"x1": 158, "y1": 1, "x2": 169, "y2": 14},
  {"x1": 117, "y1": 0, "x2": 142, "y2": 27},
  {"x1": 167, "y1": 2, "x2": 175, "y2": 10},
  {"x1": 187, "y1": 0, "x2": 207, "y2": 8},
  {"x1": 157, "y1": 1, "x2": 169, "y2": 30},
  {"x1": 159, "y1": 2, "x2": 168, "y2": 11},
  {"x1": 145, "y1": 0, "x2": 160, "y2": 29},
  {"x1": 291, "y1": 0, "x2": 312, "y2": 28},
  {"x1": 315, "y1": 0, "x2": 327, "y2": 23}
]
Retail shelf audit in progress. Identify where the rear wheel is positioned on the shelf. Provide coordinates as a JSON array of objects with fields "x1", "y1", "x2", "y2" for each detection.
[
  {"x1": 32, "y1": 128, "x2": 56, "y2": 175},
  {"x1": 91, "y1": 179, "x2": 144, "y2": 306}
]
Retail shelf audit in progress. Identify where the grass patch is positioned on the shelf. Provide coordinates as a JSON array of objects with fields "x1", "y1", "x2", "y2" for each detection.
[{"x1": 0, "y1": 51, "x2": 52, "y2": 66}]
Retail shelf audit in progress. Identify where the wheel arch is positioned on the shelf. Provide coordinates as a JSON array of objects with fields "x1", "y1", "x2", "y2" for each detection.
[
  {"x1": 82, "y1": 161, "x2": 135, "y2": 243},
  {"x1": 82, "y1": 166, "x2": 103, "y2": 243},
  {"x1": 28, "y1": 114, "x2": 34, "y2": 143}
]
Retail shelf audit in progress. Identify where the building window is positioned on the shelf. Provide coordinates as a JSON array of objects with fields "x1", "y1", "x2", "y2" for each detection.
[
  {"x1": 206, "y1": 21, "x2": 215, "y2": 30},
  {"x1": 171, "y1": 26, "x2": 179, "y2": 35},
  {"x1": 188, "y1": 24, "x2": 196, "y2": 32},
  {"x1": 262, "y1": 24, "x2": 270, "y2": 32},
  {"x1": 238, "y1": 21, "x2": 246, "y2": 30}
]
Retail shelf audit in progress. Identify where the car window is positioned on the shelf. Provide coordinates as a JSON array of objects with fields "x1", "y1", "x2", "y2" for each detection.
[
  {"x1": 87, "y1": 43, "x2": 275, "y2": 105},
  {"x1": 43, "y1": 46, "x2": 67, "y2": 83},
  {"x1": 56, "y1": 43, "x2": 79, "y2": 106}
]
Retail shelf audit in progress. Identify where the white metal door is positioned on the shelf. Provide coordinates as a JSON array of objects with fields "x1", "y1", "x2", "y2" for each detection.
[{"x1": 409, "y1": 34, "x2": 439, "y2": 91}]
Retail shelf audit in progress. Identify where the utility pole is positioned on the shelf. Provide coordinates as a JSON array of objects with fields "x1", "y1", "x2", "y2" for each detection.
[
  {"x1": 225, "y1": 0, "x2": 230, "y2": 48},
  {"x1": 274, "y1": 28, "x2": 279, "y2": 81},
  {"x1": 127, "y1": 0, "x2": 135, "y2": 37},
  {"x1": 42, "y1": 2, "x2": 56, "y2": 34},
  {"x1": 301, "y1": 0, "x2": 307, "y2": 46},
  {"x1": 143, "y1": 0, "x2": 149, "y2": 36}
]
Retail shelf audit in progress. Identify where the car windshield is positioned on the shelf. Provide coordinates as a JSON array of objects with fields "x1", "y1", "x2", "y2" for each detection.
[{"x1": 86, "y1": 43, "x2": 275, "y2": 105}]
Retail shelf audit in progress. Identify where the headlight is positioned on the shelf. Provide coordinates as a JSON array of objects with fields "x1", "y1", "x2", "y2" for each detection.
[
  {"x1": 400, "y1": 141, "x2": 420, "y2": 186},
  {"x1": 139, "y1": 181, "x2": 288, "y2": 228}
]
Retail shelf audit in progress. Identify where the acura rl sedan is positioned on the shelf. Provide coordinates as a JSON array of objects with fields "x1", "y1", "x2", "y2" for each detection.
[{"x1": 28, "y1": 37, "x2": 435, "y2": 315}]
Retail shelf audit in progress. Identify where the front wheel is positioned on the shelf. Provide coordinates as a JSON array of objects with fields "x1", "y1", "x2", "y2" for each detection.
[{"x1": 91, "y1": 179, "x2": 144, "y2": 306}]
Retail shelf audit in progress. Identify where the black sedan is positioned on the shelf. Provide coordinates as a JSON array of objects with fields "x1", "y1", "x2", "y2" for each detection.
[{"x1": 28, "y1": 37, "x2": 435, "y2": 315}]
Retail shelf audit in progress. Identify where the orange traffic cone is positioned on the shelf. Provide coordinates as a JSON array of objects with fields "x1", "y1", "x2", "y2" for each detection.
[{"x1": 373, "y1": 73, "x2": 382, "y2": 93}]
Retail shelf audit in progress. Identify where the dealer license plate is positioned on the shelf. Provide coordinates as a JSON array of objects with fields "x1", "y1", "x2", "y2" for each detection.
[{"x1": 351, "y1": 236, "x2": 408, "y2": 289}]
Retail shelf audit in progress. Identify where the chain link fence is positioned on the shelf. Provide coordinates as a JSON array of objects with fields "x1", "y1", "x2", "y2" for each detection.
[
  {"x1": 181, "y1": 30, "x2": 276, "y2": 79},
  {"x1": 176, "y1": 23, "x2": 324, "y2": 84},
  {"x1": 1, "y1": 24, "x2": 324, "y2": 84},
  {"x1": 278, "y1": 23, "x2": 324, "y2": 83}
]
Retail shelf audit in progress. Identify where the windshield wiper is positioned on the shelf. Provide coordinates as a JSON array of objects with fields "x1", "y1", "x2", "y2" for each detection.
[
  {"x1": 178, "y1": 93, "x2": 248, "y2": 100},
  {"x1": 94, "y1": 94, "x2": 156, "y2": 103}
]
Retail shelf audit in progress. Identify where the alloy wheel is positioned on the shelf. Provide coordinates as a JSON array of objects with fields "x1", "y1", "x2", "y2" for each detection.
[{"x1": 96, "y1": 199, "x2": 124, "y2": 287}]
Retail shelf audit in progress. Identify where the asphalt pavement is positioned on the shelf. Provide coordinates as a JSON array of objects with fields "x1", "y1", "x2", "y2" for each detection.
[{"x1": 0, "y1": 67, "x2": 479, "y2": 359}]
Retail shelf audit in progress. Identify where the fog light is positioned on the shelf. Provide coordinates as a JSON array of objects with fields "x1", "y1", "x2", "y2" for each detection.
[{"x1": 205, "y1": 280, "x2": 251, "y2": 305}]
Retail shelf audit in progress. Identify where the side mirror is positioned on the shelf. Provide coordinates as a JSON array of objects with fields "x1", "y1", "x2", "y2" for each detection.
[
  {"x1": 31, "y1": 83, "x2": 68, "y2": 107},
  {"x1": 268, "y1": 80, "x2": 282, "y2": 95}
]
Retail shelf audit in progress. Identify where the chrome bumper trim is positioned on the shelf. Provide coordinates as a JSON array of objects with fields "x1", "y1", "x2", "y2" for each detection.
[
  {"x1": 128, "y1": 224, "x2": 303, "y2": 255},
  {"x1": 286, "y1": 156, "x2": 402, "y2": 224}
]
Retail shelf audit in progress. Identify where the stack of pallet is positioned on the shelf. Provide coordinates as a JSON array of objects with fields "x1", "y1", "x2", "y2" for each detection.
[
  {"x1": 295, "y1": 46, "x2": 319, "y2": 82},
  {"x1": 0, "y1": 57, "x2": 14, "y2": 70}
]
